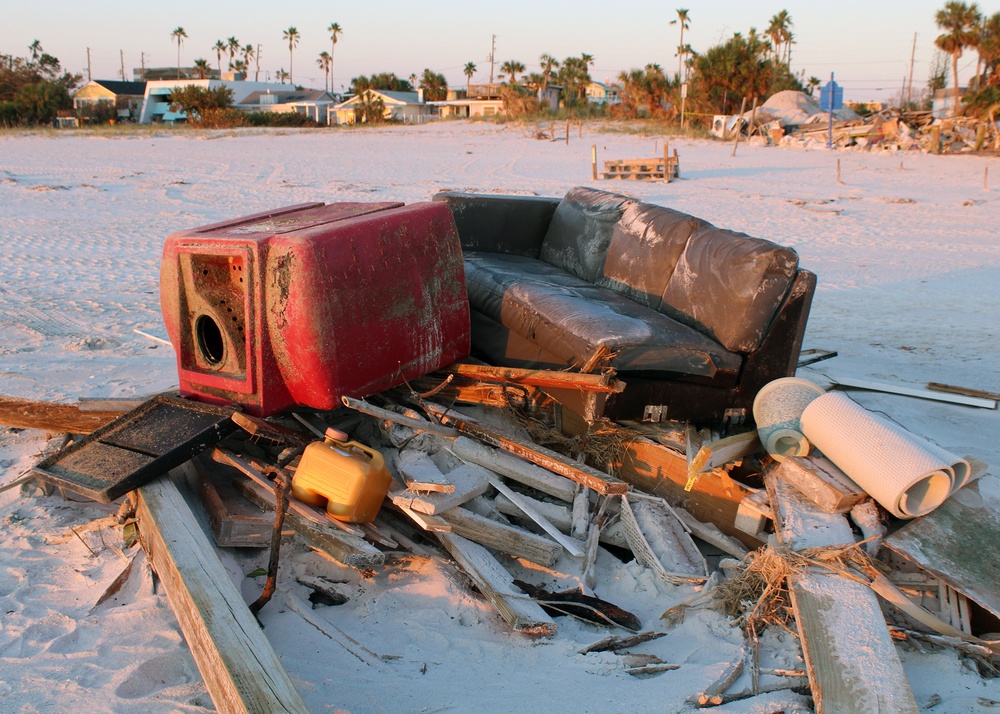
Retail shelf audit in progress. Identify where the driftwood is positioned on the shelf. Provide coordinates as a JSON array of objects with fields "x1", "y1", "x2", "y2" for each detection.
[{"x1": 0, "y1": 395, "x2": 128, "y2": 434}]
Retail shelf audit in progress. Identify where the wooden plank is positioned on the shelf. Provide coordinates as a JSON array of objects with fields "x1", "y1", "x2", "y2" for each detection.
[
  {"x1": 448, "y1": 436, "x2": 576, "y2": 502},
  {"x1": 774, "y1": 455, "x2": 868, "y2": 514},
  {"x1": 686, "y1": 430, "x2": 761, "y2": 488},
  {"x1": 484, "y1": 473, "x2": 586, "y2": 557},
  {"x1": 494, "y1": 492, "x2": 631, "y2": 550},
  {"x1": 428, "y1": 406, "x2": 628, "y2": 495},
  {"x1": 436, "y1": 531, "x2": 557, "y2": 637},
  {"x1": 829, "y1": 375, "x2": 997, "y2": 409},
  {"x1": 396, "y1": 450, "x2": 456, "y2": 493},
  {"x1": 442, "y1": 363, "x2": 626, "y2": 394},
  {"x1": 438, "y1": 507, "x2": 562, "y2": 567},
  {"x1": 392, "y1": 460, "x2": 490, "y2": 515},
  {"x1": 766, "y1": 472, "x2": 919, "y2": 714},
  {"x1": 614, "y1": 440, "x2": 764, "y2": 550},
  {"x1": 234, "y1": 478, "x2": 384, "y2": 569},
  {"x1": 191, "y1": 458, "x2": 275, "y2": 548},
  {"x1": 0, "y1": 395, "x2": 127, "y2": 434},
  {"x1": 926, "y1": 382, "x2": 1000, "y2": 401},
  {"x1": 135, "y1": 471, "x2": 309, "y2": 714},
  {"x1": 884, "y1": 481, "x2": 1000, "y2": 622}
]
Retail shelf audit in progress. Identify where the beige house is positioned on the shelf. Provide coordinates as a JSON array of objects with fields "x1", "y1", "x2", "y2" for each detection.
[
  {"x1": 72, "y1": 80, "x2": 147, "y2": 121},
  {"x1": 329, "y1": 89, "x2": 432, "y2": 125}
]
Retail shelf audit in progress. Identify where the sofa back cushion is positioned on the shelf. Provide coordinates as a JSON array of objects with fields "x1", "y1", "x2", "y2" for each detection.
[
  {"x1": 659, "y1": 226, "x2": 800, "y2": 353},
  {"x1": 539, "y1": 187, "x2": 634, "y2": 283},
  {"x1": 596, "y1": 202, "x2": 709, "y2": 309}
]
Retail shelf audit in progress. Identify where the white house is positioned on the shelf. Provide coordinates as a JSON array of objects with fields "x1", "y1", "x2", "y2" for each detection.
[
  {"x1": 329, "y1": 89, "x2": 432, "y2": 125},
  {"x1": 138, "y1": 79, "x2": 290, "y2": 123},
  {"x1": 240, "y1": 89, "x2": 338, "y2": 124},
  {"x1": 932, "y1": 87, "x2": 967, "y2": 118}
]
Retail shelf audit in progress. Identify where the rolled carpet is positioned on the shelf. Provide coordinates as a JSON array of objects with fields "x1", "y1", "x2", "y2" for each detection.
[{"x1": 800, "y1": 392, "x2": 967, "y2": 519}]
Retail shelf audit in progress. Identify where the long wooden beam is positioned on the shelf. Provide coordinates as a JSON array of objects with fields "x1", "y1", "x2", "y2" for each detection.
[
  {"x1": 442, "y1": 363, "x2": 626, "y2": 394},
  {"x1": 135, "y1": 469, "x2": 309, "y2": 714},
  {"x1": 0, "y1": 395, "x2": 128, "y2": 434}
]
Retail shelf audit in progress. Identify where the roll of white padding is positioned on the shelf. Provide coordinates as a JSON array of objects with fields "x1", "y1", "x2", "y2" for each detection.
[{"x1": 799, "y1": 392, "x2": 959, "y2": 519}]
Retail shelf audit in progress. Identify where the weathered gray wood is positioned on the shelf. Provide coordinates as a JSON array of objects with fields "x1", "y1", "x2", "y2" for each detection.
[
  {"x1": 484, "y1": 473, "x2": 586, "y2": 557},
  {"x1": 493, "y1": 492, "x2": 631, "y2": 550},
  {"x1": 436, "y1": 531, "x2": 556, "y2": 637},
  {"x1": 234, "y1": 478, "x2": 385, "y2": 569},
  {"x1": 396, "y1": 450, "x2": 455, "y2": 493},
  {"x1": 829, "y1": 375, "x2": 997, "y2": 408},
  {"x1": 775, "y1": 455, "x2": 868, "y2": 514},
  {"x1": 135, "y1": 471, "x2": 309, "y2": 714},
  {"x1": 766, "y1": 472, "x2": 918, "y2": 714},
  {"x1": 448, "y1": 435, "x2": 577, "y2": 502},
  {"x1": 438, "y1": 507, "x2": 562, "y2": 567},
  {"x1": 392, "y1": 460, "x2": 489, "y2": 515},
  {"x1": 885, "y1": 481, "x2": 1000, "y2": 621}
]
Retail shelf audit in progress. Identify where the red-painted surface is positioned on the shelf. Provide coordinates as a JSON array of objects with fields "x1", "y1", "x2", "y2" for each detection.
[{"x1": 160, "y1": 201, "x2": 471, "y2": 416}]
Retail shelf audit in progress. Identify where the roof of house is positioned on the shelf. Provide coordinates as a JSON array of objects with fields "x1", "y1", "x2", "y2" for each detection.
[
  {"x1": 89, "y1": 80, "x2": 147, "y2": 96},
  {"x1": 240, "y1": 89, "x2": 335, "y2": 104},
  {"x1": 374, "y1": 90, "x2": 421, "y2": 104}
]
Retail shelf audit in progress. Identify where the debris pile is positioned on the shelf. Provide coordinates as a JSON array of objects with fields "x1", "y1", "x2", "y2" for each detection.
[{"x1": 5, "y1": 362, "x2": 999, "y2": 711}]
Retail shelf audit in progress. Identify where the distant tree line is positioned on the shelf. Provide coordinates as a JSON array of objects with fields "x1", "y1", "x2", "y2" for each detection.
[{"x1": 0, "y1": 41, "x2": 81, "y2": 126}]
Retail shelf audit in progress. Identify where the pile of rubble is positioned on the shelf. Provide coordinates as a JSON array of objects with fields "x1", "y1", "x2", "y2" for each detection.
[{"x1": 4, "y1": 361, "x2": 998, "y2": 712}]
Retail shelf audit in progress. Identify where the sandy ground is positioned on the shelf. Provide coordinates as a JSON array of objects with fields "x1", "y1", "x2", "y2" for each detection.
[{"x1": 1, "y1": 121, "x2": 999, "y2": 713}]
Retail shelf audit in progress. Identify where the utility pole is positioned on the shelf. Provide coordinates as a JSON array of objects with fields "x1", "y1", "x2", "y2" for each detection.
[
  {"x1": 488, "y1": 34, "x2": 496, "y2": 85},
  {"x1": 86, "y1": 47, "x2": 92, "y2": 82},
  {"x1": 120, "y1": 50, "x2": 125, "y2": 81},
  {"x1": 906, "y1": 32, "x2": 917, "y2": 109},
  {"x1": 255, "y1": 44, "x2": 261, "y2": 82},
  {"x1": 141, "y1": 52, "x2": 146, "y2": 80}
]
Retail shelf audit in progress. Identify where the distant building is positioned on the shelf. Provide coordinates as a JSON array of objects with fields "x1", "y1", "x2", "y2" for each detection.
[
  {"x1": 138, "y1": 79, "x2": 290, "y2": 123},
  {"x1": 932, "y1": 87, "x2": 967, "y2": 118},
  {"x1": 73, "y1": 80, "x2": 147, "y2": 121},
  {"x1": 586, "y1": 81, "x2": 621, "y2": 106},
  {"x1": 329, "y1": 89, "x2": 432, "y2": 125},
  {"x1": 240, "y1": 88, "x2": 338, "y2": 124},
  {"x1": 846, "y1": 101, "x2": 885, "y2": 114},
  {"x1": 133, "y1": 66, "x2": 221, "y2": 81}
]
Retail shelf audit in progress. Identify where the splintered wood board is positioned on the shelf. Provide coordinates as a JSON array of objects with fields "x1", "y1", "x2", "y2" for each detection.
[
  {"x1": 885, "y1": 483, "x2": 1000, "y2": 621},
  {"x1": 767, "y1": 473, "x2": 918, "y2": 714}
]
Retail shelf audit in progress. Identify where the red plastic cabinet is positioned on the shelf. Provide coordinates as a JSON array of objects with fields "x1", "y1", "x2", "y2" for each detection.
[{"x1": 160, "y1": 201, "x2": 471, "y2": 416}]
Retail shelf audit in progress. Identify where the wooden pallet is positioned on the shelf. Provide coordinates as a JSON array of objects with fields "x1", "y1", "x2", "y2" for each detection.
[{"x1": 602, "y1": 151, "x2": 679, "y2": 181}]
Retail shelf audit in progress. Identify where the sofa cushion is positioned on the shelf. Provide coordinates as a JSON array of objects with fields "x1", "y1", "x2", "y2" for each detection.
[
  {"x1": 464, "y1": 252, "x2": 742, "y2": 377},
  {"x1": 659, "y1": 225, "x2": 800, "y2": 353},
  {"x1": 596, "y1": 201, "x2": 710, "y2": 308},
  {"x1": 539, "y1": 187, "x2": 635, "y2": 283}
]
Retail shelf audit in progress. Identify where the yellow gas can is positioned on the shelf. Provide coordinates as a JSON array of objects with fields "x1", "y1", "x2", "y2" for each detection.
[{"x1": 291, "y1": 428, "x2": 392, "y2": 523}]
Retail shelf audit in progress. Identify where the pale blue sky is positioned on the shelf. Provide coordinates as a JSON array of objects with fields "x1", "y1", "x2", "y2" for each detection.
[{"x1": 3, "y1": 1, "x2": 990, "y2": 101}]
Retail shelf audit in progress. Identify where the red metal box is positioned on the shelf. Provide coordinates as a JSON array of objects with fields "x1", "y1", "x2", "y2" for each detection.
[{"x1": 160, "y1": 201, "x2": 471, "y2": 416}]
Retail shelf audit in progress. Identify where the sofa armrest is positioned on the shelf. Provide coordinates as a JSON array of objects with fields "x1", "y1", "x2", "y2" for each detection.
[{"x1": 433, "y1": 191, "x2": 560, "y2": 257}]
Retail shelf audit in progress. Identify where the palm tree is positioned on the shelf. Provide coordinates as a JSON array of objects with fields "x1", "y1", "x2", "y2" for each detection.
[
  {"x1": 670, "y1": 9, "x2": 690, "y2": 82},
  {"x1": 193, "y1": 58, "x2": 211, "y2": 79},
  {"x1": 540, "y1": 54, "x2": 559, "y2": 90},
  {"x1": 226, "y1": 37, "x2": 240, "y2": 70},
  {"x1": 171, "y1": 27, "x2": 187, "y2": 79},
  {"x1": 283, "y1": 27, "x2": 300, "y2": 84},
  {"x1": 317, "y1": 51, "x2": 332, "y2": 91},
  {"x1": 500, "y1": 60, "x2": 525, "y2": 83},
  {"x1": 328, "y1": 23, "x2": 344, "y2": 92},
  {"x1": 463, "y1": 61, "x2": 477, "y2": 92},
  {"x1": 420, "y1": 69, "x2": 448, "y2": 101},
  {"x1": 28, "y1": 40, "x2": 43, "y2": 62},
  {"x1": 276, "y1": 68, "x2": 289, "y2": 84},
  {"x1": 936, "y1": 1, "x2": 983, "y2": 115},
  {"x1": 242, "y1": 44, "x2": 255, "y2": 74},
  {"x1": 213, "y1": 40, "x2": 226, "y2": 74}
]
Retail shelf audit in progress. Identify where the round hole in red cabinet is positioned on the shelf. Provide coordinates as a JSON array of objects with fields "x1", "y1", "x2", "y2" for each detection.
[{"x1": 195, "y1": 314, "x2": 225, "y2": 365}]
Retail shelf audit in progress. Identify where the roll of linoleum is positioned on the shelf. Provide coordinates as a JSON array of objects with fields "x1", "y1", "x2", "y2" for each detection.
[
  {"x1": 752, "y1": 377, "x2": 825, "y2": 461},
  {"x1": 800, "y1": 392, "x2": 960, "y2": 519}
]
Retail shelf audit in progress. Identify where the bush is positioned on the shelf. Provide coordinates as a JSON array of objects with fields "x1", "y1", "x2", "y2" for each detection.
[
  {"x1": 963, "y1": 86, "x2": 1000, "y2": 118},
  {"x1": 244, "y1": 111, "x2": 319, "y2": 127},
  {"x1": 192, "y1": 108, "x2": 248, "y2": 129}
]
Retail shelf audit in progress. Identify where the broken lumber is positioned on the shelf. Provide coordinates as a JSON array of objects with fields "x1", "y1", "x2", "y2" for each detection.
[
  {"x1": 396, "y1": 449, "x2": 455, "y2": 493},
  {"x1": 442, "y1": 363, "x2": 626, "y2": 394},
  {"x1": 885, "y1": 481, "x2": 1000, "y2": 622},
  {"x1": 766, "y1": 472, "x2": 919, "y2": 714},
  {"x1": 828, "y1": 375, "x2": 997, "y2": 409},
  {"x1": 0, "y1": 395, "x2": 128, "y2": 434},
  {"x1": 438, "y1": 507, "x2": 562, "y2": 567},
  {"x1": 135, "y1": 469, "x2": 309, "y2": 714},
  {"x1": 436, "y1": 531, "x2": 556, "y2": 636},
  {"x1": 427, "y1": 406, "x2": 628, "y2": 495},
  {"x1": 773, "y1": 454, "x2": 868, "y2": 514},
  {"x1": 484, "y1": 473, "x2": 586, "y2": 557},
  {"x1": 686, "y1": 430, "x2": 761, "y2": 489},
  {"x1": 926, "y1": 382, "x2": 1000, "y2": 401},
  {"x1": 234, "y1": 478, "x2": 384, "y2": 569},
  {"x1": 191, "y1": 458, "x2": 276, "y2": 548},
  {"x1": 448, "y1": 436, "x2": 576, "y2": 502},
  {"x1": 615, "y1": 440, "x2": 763, "y2": 550},
  {"x1": 391, "y1": 460, "x2": 489, "y2": 515}
]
